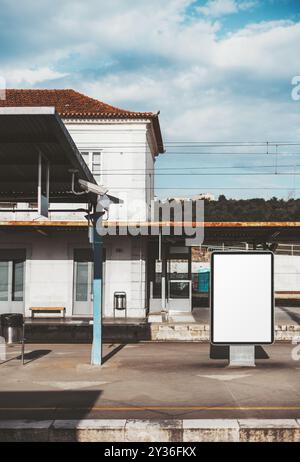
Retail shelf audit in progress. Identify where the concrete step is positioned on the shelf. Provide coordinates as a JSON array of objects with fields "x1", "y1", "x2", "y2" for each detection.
[
  {"x1": 23, "y1": 322, "x2": 150, "y2": 343},
  {"x1": 21, "y1": 321, "x2": 300, "y2": 343},
  {"x1": 0, "y1": 419, "x2": 299, "y2": 442}
]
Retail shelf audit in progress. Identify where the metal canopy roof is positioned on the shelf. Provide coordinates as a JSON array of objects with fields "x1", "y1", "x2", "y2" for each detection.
[
  {"x1": 0, "y1": 107, "x2": 96, "y2": 203},
  {"x1": 1, "y1": 221, "x2": 300, "y2": 243}
]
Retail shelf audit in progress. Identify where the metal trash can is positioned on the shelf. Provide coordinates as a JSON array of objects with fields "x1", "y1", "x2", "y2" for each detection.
[
  {"x1": 113, "y1": 292, "x2": 127, "y2": 318},
  {"x1": 0, "y1": 313, "x2": 24, "y2": 344}
]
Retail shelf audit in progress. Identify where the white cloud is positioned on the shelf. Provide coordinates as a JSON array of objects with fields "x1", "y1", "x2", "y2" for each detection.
[
  {"x1": 1, "y1": 0, "x2": 300, "y2": 145},
  {"x1": 82, "y1": 67, "x2": 300, "y2": 143},
  {"x1": 197, "y1": 0, "x2": 257, "y2": 18},
  {"x1": 216, "y1": 21, "x2": 300, "y2": 78},
  {"x1": 1, "y1": 67, "x2": 68, "y2": 87}
]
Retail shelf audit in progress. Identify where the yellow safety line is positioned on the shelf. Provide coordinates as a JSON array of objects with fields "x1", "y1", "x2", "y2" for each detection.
[{"x1": 1, "y1": 406, "x2": 300, "y2": 411}]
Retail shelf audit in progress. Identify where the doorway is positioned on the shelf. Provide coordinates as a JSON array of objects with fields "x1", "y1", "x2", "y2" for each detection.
[
  {"x1": 167, "y1": 245, "x2": 192, "y2": 311},
  {"x1": 73, "y1": 249, "x2": 93, "y2": 316},
  {"x1": 0, "y1": 249, "x2": 25, "y2": 314},
  {"x1": 148, "y1": 240, "x2": 192, "y2": 312}
]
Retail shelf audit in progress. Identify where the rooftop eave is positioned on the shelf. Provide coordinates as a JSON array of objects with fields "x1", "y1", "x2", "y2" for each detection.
[{"x1": 61, "y1": 111, "x2": 165, "y2": 155}]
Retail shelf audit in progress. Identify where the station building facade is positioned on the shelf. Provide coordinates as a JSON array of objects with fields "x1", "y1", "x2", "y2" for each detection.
[
  {"x1": 0, "y1": 89, "x2": 164, "y2": 319},
  {"x1": 0, "y1": 90, "x2": 300, "y2": 320}
]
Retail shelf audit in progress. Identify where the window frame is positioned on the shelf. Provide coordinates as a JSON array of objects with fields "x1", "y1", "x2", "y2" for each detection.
[{"x1": 80, "y1": 150, "x2": 102, "y2": 184}]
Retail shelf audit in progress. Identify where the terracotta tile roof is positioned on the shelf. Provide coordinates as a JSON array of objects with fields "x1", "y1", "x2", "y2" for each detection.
[
  {"x1": 0, "y1": 89, "x2": 164, "y2": 153},
  {"x1": 0, "y1": 89, "x2": 156, "y2": 119}
]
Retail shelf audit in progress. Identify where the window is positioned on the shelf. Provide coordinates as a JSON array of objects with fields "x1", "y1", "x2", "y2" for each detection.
[
  {"x1": 12, "y1": 261, "x2": 24, "y2": 301},
  {"x1": 0, "y1": 262, "x2": 8, "y2": 301},
  {"x1": 0, "y1": 253, "x2": 25, "y2": 304},
  {"x1": 74, "y1": 249, "x2": 93, "y2": 303},
  {"x1": 75, "y1": 262, "x2": 90, "y2": 302},
  {"x1": 169, "y1": 281, "x2": 190, "y2": 299},
  {"x1": 80, "y1": 151, "x2": 102, "y2": 184}
]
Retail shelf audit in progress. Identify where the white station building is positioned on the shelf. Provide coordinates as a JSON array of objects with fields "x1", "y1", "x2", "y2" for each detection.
[
  {"x1": 0, "y1": 89, "x2": 164, "y2": 319},
  {"x1": 0, "y1": 89, "x2": 300, "y2": 322}
]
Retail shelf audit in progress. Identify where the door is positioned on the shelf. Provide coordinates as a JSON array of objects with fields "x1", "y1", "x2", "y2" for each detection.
[
  {"x1": 148, "y1": 241, "x2": 192, "y2": 312},
  {"x1": 0, "y1": 250, "x2": 25, "y2": 314},
  {"x1": 73, "y1": 249, "x2": 93, "y2": 316},
  {"x1": 167, "y1": 246, "x2": 192, "y2": 311}
]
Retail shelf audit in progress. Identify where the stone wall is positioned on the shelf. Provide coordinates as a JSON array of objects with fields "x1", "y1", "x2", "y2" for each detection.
[{"x1": 150, "y1": 323, "x2": 300, "y2": 342}]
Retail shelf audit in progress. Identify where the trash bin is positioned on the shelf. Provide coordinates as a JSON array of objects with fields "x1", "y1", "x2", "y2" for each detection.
[
  {"x1": 114, "y1": 292, "x2": 127, "y2": 318},
  {"x1": 0, "y1": 313, "x2": 24, "y2": 344}
]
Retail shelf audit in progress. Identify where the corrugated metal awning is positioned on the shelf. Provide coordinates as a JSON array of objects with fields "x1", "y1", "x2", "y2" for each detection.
[{"x1": 0, "y1": 107, "x2": 96, "y2": 203}]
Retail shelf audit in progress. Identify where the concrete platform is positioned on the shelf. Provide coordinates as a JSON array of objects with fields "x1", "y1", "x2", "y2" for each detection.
[
  {"x1": 0, "y1": 418, "x2": 300, "y2": 442},
  {"x1": 0, "y1": 342, "x2": 300, "y2": 423},
  {"x1": 20, "y1": 306, "x2": 300, "y2": 343}
]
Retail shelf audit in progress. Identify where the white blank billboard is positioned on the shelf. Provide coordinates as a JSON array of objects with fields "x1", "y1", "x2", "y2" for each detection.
[{"x1": 211, "y1": 252, "x2": 274, "y2": 344}]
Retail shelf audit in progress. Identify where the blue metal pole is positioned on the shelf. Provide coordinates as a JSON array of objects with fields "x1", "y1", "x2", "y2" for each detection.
[{"x1": 91, "y1": 223, "x2": 103, "y2": 365}]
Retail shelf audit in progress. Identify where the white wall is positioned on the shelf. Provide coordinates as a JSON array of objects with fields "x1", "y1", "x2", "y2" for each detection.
[
  {"x1": 274, "y1": 255, "x2": 300, "y2": 291},
  {"x1": 104, "y1": 236, "x2": 147, "y2": 318},
  {"x1": 64, "y1": 119, "x2": 156, "y2": 222},
  {"x1": 0, "y1": 231, "x2": 88, "y2": 317},
  {"x1": 0, "y1": 230, "x2": 148, "y2": 319},
  {"x1": 0, "y1": 118, "x2": 159, "y2": 319},
  {"x1": 0, "y1": 118, "x2": 158, "y2": 223},
  {"x1": 64, "y1": 120, "x2": 153, "y2": 318},
  {"x1": 146, "y1": 132, "x2": 156, "y2": 218}
]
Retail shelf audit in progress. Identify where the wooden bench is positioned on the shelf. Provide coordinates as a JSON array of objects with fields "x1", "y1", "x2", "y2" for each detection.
[{"x1": 30, "y1": 307, "x2": 66, "y2": 318}]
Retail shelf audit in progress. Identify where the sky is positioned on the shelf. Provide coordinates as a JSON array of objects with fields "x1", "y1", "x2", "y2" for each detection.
[{"x1": 1, "y1": 0, "x2": 300, "y2": 199}]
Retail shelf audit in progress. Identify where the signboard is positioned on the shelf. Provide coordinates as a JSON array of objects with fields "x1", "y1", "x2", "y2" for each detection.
[{"x1": 211, "y1": 252, "x2": 274, "y2": 345}]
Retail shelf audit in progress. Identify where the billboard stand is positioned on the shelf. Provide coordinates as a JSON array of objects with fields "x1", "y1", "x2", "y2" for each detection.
[
  {"x1": 210, "y1": 252, "x2": 274, "y2": 366},
  {"x1": 229, "y1": 345, "x2": 255, "y2": 367}
]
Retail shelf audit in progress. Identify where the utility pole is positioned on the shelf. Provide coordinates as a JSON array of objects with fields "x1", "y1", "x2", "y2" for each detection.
[{"x1": 91, "y1": 215, "x2": 103, "y2": 365}]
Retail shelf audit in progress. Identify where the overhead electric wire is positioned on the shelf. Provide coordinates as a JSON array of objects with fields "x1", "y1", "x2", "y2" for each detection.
[
  {"x1": 99, "y1": 164, "x2": 300, "y2": 171},
  {"x1": 97, "y1": 164, "x2": 300, "y2": 176},
  {"x1": 99, "y1": 172, "x2": 300, "y2": 176},
  {"x1": 85, "y1": 150, "x2": 300, "y2": 155},
  {"x1": 102, "y1": 164, "x2": 300, "y2": 172},
  {"x1": 79, "y1": 140, "x2": 300, "y2": 195},
  {"x1": 107, "y1": 187, "x2": 300, "y2": 190},
  {"x1": 82, "y1": 141, "x2": 300, "y2": 145},
  {"x1": 164, "y1": 141, "x2": 300, "y2": 145}
]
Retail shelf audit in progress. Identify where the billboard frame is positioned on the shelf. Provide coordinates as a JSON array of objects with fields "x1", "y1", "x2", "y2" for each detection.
[{"x1": 210, "y1": 251, "x2": 274, "y2": 346}]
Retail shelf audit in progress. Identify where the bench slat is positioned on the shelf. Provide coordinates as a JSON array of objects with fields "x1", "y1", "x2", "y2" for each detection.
[
  {"x1": 30, "y1": 307, "x2": 65, "y2": 311},
  {"x1": 30, "y1": 307, "x2": 66, "y2": 318}
]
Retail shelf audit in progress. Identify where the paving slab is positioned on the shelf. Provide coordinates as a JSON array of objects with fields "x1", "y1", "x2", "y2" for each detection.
[{"x1": 0, "y1": 342, "x2": 300, "y2": 421}]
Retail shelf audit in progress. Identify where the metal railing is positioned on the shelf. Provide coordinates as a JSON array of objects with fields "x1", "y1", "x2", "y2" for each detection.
[
  {"x1": 275, "y1": 244, "x2": 300, "y2": 256},
  {"x1": 198, "y1": 243, "x2": 300, "y2": 256}
]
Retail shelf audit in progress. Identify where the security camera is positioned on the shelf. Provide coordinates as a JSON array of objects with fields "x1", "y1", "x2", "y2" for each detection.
[
  {"x1": 78, "y1": 178, "x2": 123, "y2": 207},
  {"x1": 97, "y1": 194, "x2": 112, "y2": 211},
  {"x1": 78, "y1": 179, "x2": 108, "y2": 196}
]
